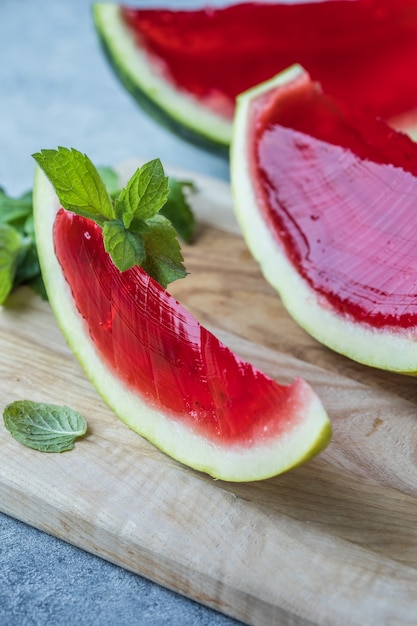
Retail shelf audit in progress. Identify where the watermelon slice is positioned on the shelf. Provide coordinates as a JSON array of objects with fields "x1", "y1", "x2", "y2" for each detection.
[
  {"x1": 231, "y1": 64, "x2": 417, "y2": 373},
  {"x1": 32, "y1": 162, "x2": 331, "y2": 482},
  {"x1": 92, "y1": 1, "x2": 417, "y2": 153}
]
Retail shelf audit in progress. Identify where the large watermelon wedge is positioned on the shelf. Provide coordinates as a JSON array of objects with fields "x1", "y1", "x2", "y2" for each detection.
[
  {"x1": 92, "y1": 1, "x2": 417, "y2": 153},
  {"x1": 231, "y1": 64, "x2": 417, "y2": 373},
  {"x1": 32, "y1": 158, "x2": 331, "y2": 482}
]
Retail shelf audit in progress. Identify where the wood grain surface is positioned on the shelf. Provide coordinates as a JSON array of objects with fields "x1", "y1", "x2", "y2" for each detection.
[{"x1": 1, "y1": 162, "x2": 417, "y2": 626}]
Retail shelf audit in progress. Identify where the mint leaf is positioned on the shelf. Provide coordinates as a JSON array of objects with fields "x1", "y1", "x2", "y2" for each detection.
[
  {"x1": 3, "y1": 400, "x2": 87, "y2": 452},
  {"x1": 141, "y1": 215, "x2": 187, "y2": 288},
  {"x1": 0, "y1": 224, "x2": 26, "y2": 304},
  {"x1": 0, "y1": 187, "x2": 33, "y2": 228},
  {"x1": 115, "y1": 158, "x2": 169, "y2": 228},
  {"x1": 0, "y1": 187, "x2": 46, "y2": 303},
  {"x1": 33, "y1": 147, "x2": 115, "y2": 222},
  {"x1": 103, "y1": 219, "x2": 146, "y2": 272},
  {"x1": 161, "y1": 178, "x2": 196, "y2": 243}
]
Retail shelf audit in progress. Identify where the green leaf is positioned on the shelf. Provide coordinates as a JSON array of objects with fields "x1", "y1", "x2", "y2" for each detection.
[
  {"x1": 0, "y1": 186, "x2": 45, "y2": 303},
  {"x1": 142, "y1": 215, "x2": 187, "y2": 288},
  {"x1": 32, "y1": 147, "x2": 115, "y2": 221},
  {"x1": 0, "y1": 224, "x2": 25, "y2": 304},
  {"x1": 3, "y1": 400, "x2": 87, "y2": 452},
  {"x1": 116, "y1": 159, "x2": 169, "y2": 228},
  {"x1": 0, "y1": 187, "x2": 33, "y2": 229},
  {"x1": 160, "y1": 178, "x2": 196, "y2": 243},
  {"x1": 103, "y1": 219, "x2": 146, "y2": 272}
]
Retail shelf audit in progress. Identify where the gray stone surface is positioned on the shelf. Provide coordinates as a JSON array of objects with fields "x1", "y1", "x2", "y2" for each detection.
[{"x1": 0, "y1": 1, "x2": 241, "y2": 624}]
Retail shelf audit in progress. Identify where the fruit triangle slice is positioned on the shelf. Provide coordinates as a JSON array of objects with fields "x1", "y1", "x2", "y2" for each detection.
[
  {"x1": 231, "y1": 64, "x2": 417, "y2": 373},
  {"x1": 93, "y1": 1, "x2": 417, "y2": 153},
  {"x1": 33, "y1": 164, "x2": 331, "y2": 482}
]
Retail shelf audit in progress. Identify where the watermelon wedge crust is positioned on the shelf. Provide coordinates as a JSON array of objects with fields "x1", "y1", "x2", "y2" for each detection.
[
  {"x1": 92, "y1": 4, "x2": 231, "y2": 155},
  {"x1": 33, "y1": 165, "x2": 331, "y2": 482},
  {"x1": 231, "y1": 64, "x2": 417, "y2": 374},
  {"x1": 92, "y1": 2, "x2": 417, "y2": 154}
]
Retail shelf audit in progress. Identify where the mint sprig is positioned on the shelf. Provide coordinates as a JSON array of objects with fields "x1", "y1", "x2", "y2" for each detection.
[
  {"x1": 3, "y1": 400, "x2": 87, "y2": 452},
  {"x1": 0, "y1": 187, "x2": 46, "y2": 303},
  {"x1": 33, "y1": 148, "x2": 189, "y2": 288},
  {"x1": 0, "y1": 152, "x2": 195, "y2": 304}
]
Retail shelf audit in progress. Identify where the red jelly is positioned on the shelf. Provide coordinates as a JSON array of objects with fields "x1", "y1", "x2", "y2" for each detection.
[
  {"x1": 254, "y1": 73, "x2": 417, "y2": 328},
  {"x1": 53, "y1": 210, "x2": 302, "y2": 443},
  {"x1": 122, "y1": 0, "x2": 417, "y2": 122}
]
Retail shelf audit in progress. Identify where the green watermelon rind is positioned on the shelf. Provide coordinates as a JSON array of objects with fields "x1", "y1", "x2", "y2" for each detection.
[
  {"x1": 231, "y1": 64, "x2": 417, "y2": 374},
  {"x1": 92, "y1": 3, "x2": 231, "y2": 157},
  {"x1": 33, "y1": 164, "x2": 331, "y2": 482}
]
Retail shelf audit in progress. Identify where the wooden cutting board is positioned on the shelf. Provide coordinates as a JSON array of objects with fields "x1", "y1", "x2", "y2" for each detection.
[{"x1": 1, "y1": 161, "x2": 417, "y2": 626}]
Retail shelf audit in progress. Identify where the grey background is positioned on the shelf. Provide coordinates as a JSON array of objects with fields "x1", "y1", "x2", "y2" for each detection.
[{"x1": 0, "y1": 1, "x2": 242, "y2": 624}]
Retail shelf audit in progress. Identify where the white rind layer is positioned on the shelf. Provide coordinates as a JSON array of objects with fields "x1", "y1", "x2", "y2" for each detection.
[
  {"x1": 93, "y1": 3, "x2": 231, "y2": 149},
  {"x1": 231, "y1": 64, "x2": 417, "y2": 374},
  {"x1": 33, "y1": 165, "x2": 330, "y2": 482}
]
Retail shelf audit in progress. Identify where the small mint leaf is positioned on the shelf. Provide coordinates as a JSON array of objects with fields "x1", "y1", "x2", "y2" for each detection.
[
  {"x1": 0, "y1": 187, "x2": 46, "y2": 302},
  {"x1": 142, "y1": 215, "x2": 187, "y2": 288},
  {"x1": 103, "y1": 220, "x2": 146, "y2": 272},
  {"x1": 3, "y1": 400, "x2": 87, "y2": 452},
  {"x1": 161, "y1": 178, "x2": 196, "y2": 243},
  {"x1": 0, "y1": 188, "x2": 33, "y2": 229},
  {"x1": 33, "y1": 147, "x2": 115, "y2": 221},
  {"x1": 116, "y1": 158, "x2": 169, "y2": 228},
  {"x1": 0, "y1": 224, "x2": 25, "y2": 304}
]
